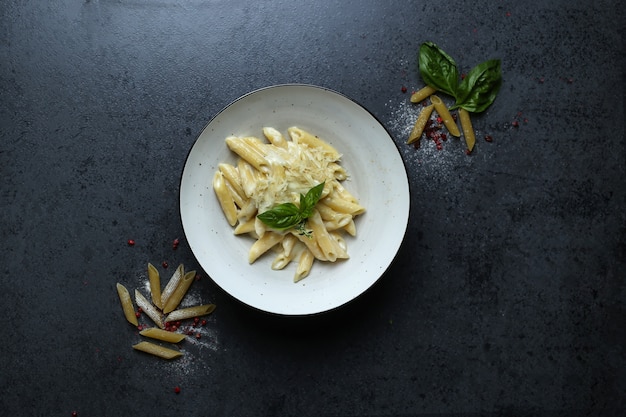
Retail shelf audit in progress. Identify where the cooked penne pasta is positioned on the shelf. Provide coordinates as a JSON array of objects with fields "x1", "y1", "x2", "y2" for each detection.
[
  {"x1": 294, "y1": 248, "x2": 314, "y2": 283},
  {"x1": 249, "y1": 231, "x2": 284, "y2": 263},
  {"x1": 322, "y1": 193, "x2": 365, "y2": 216},
  {"x1": 237, "y1": 158, "x2": 258, "y2": 198},
  {"x1": 234, "y1": 217, "x2": 256, "y2": 235},
  {"x1": 343, "y1": 219, "x2": 357, "y2": 236},
  {"x1": 147, "y1": 263, "x2": 162, "y2": 310},
  {"x1": 135, "y1": 289, "x2": 165, "y2": 329},
  {"x1": 263, "y1": 126, "x2": 288, "y2": 149},
  {"x1": 430, "y1": 95, "x2": 460, "y2": 137},
  {"x1": 218, "y1": 163, "x2": 245, "y2": 201},
  {"x1": 132, "y1": 341, "x2": 183, "y2": 359},
  {"x1": 139, "y1": 328, "x2": 186, "y2": 343},
  {"x1": 116, "y1": 283, "x2": 138, "y2": 326},
  {"x1": 162, "y1": 270, "x2": 196, "y2": 314},
  {"x1": 407, "y1": 104, "x2": 434, "y2": 144},
  {"x1": 164, "y1": 304, "x2": 216, "y2": 323},
  {"x1": 287, "y1": 126, "x2": 341, "y2": 159},
  {"x1": 410, "y1": 85, "x2": 437, "y2": 103},
  {"x1": 213, "y1": 127, "x2": 364, "y2": 282},
  {"x1": 308, "y1": 209, "x2": 339, "y2": 262},
  {"x1": 213, "y1": 171, "x2": 238, "y2": 226},
  {"x1": 160, "y1": 264, "x2": 184, "y2": 308},
  {"x1": 225, "y1": 136, "x2": 270, "y2": 173},
  {"x1": 458, "y1": 108, "x2": 476, "y2": 152}
]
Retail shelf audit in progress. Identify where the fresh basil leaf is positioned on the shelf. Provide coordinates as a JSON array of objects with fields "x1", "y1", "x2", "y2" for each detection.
[
  {"x1": 453, "y1": 59, "x2": 502, "y2": 113},
  {"x1": 299, "y1": 181, "x2": 325, "y2": 218},
  {"x1": 257, "y1": 203, "x2": 302, "y2": 230},
  {"x1": 418, "y1": 42, "x2": 459, "y2": 98}
]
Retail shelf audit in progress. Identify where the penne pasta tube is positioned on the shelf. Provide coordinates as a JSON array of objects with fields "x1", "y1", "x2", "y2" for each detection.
[
  {"x1": 263, "y1": 126, "x2": 288, "y2": 149},
  {"x1": 218, "y1": 163, "x2": 245, "y2": 199},
  {"x1": 323, "y1": 215, "x2": 352, "y2": 232},
  {"x1": 294, "y1": 248, "x2": 314, "y2": 283},
  {"x1": 249, "y1": 231, "x2": 284, "y2": 263},
  {"x1": 407, "y1": 104, "x2": 434, "y2": 144},
  {"x1": 430, "y1": 95, "x2": 460, "y2": 137},
  {"x1": 237, "y1": 158, "x2": 258, "y2": 198},
  {"x1": 308, "y1": 209, "x2": 339, "y2": 262},
  {"x1": 329, "y1": 232, "x2": 349, "y2": 259},
  {"x1": 343, "y1": 219, "x2": 357, "y2": 236},
  {"x1": 322, "y1": 193, "x2": 365, "y2": 216},
  {"x1": 160, "y1": 264, "x2": 184, "y2": 308},
  {"x1": 332, "y1": 180, "x2": 359, "y2": 204},
  {"x1": 162, "y1": 270, "x2": 196, "y2": 314},
  {"x1": 234, "y1": 217, "x2": 256, "y2": 235},
  {"x1": 236, "y1": 200, "x2": 257, "y2": 224},
  {"x1": 116, "y1": 283, "x2": 138, "y2": 326},
  {"x1": 271, "y1": 252, "x2": 291, "y2": 270},
  {"x1": 329, "y1": 163, "x2": 348, "y2": 180},
  {"x1": 164, "y1": 304, "x2": 216, "y2": 323},
  {"x1": 291, "y1": 229, "x2": 327, "y2": 261},
  {"x1": 225, "y1": 136, "x2": 269, "y2": 173},
  {"x1": 213, "y1": 171, "x2": 238, "y2": 226},
  {"x1": 287, "y1": 127, "x2": 341, "y2": 159},
  {"x1": 225, "y1": 179, "x2": 246, "y2": 209},
  {"x1": 147, "y1": 263, "x2": 162, "y2": 310},
  {"x1": 458, "y1": 108, "x2": 476, "y2": 152},
  {"x1": 132, "y1": 341, "x2": 183, "y2": 360},
  {"x1": 135, "y1": 289, "x2": 165, "y2": 329},
  {"x1": 139, "y1": 328, "x2": 186, "y2": 343},
  {"x1": 254, "y1": 216, "x2": 267, "y2": 239},
  {"x1": 410, "y1": 85, "x2": 437, "y2": 103},
  {"x1": 281, "y1": 234, "x2": 298, "y2": 257}
]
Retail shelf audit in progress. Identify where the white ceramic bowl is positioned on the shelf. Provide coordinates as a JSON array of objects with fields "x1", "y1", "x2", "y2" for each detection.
[{"x1": 180, "y1": 84, "x2": 410, "y2": 315}]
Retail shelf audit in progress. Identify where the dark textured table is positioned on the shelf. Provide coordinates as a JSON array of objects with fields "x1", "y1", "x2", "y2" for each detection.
[{"x1": 1, "y1": 1, "x2": 624, "y2": 416}]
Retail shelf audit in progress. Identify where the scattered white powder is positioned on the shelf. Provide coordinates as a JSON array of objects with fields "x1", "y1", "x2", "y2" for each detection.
[{"x1": 382, "y1": 96, "x2": 480, "y2": 190}]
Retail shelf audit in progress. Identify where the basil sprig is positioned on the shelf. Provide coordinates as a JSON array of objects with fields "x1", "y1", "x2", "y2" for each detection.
[
  {"x1": 257, "y1": 182, "x2": 325, "y2": 232},
  {"x1": 418, "y1": 41, "x2": 502, "y2": 113}
]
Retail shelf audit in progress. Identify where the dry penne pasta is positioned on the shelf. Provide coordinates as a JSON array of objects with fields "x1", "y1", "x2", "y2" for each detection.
[
  {"x1": 139, "y1": 328, "x2": 186, "y2": 343},
  {"x1": 410, "y1": 85, "x2": 437, "y2": 103},
  {"x1": 430, "y1": 95, "x2": 460, "y2": 137},
  {"x1": 214, "y1": 127, "x2": 364, "y2": 282},
  {"x1": 458, "y1": 108, "x2": 476, "y2": 152},
  {"x1": 164, "y1": 304, "x2": 217, "y2": 323},
  {"x1": 147, "y1": 263, "x2": 162, "y2": 310},
  {"x1": 407, "y1": 104, "x2": 434, "y2": 144},
  {"x1": 116, "y1": 283, "x2": 138, "y2": 326},
  {"x1": 135, "y1": 289, "x2": 165, "y2": 329},
  {"x1": 132, "y1": 341, "x2": 183, "y2": 360},
  {"x1": 162, "y1": 270, "x2": 196, "y2": 314},
  {"x1": 160, "y1": 264, "x2": 184, "y2": 308}
]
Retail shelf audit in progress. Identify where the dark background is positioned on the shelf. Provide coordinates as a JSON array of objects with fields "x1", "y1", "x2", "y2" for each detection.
[{"x1": 1, "y1": 0, "x2": 624, "y2": 416}]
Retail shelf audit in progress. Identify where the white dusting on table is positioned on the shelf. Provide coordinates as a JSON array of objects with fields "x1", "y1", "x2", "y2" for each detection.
[{"x1": 384, "y1": 98, "x2": 459, "y2": 172}]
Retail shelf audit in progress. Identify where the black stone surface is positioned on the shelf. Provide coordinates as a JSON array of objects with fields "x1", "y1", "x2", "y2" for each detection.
[{"x1": 1, "y1": 1, "x2": 624, "y2": 416}]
